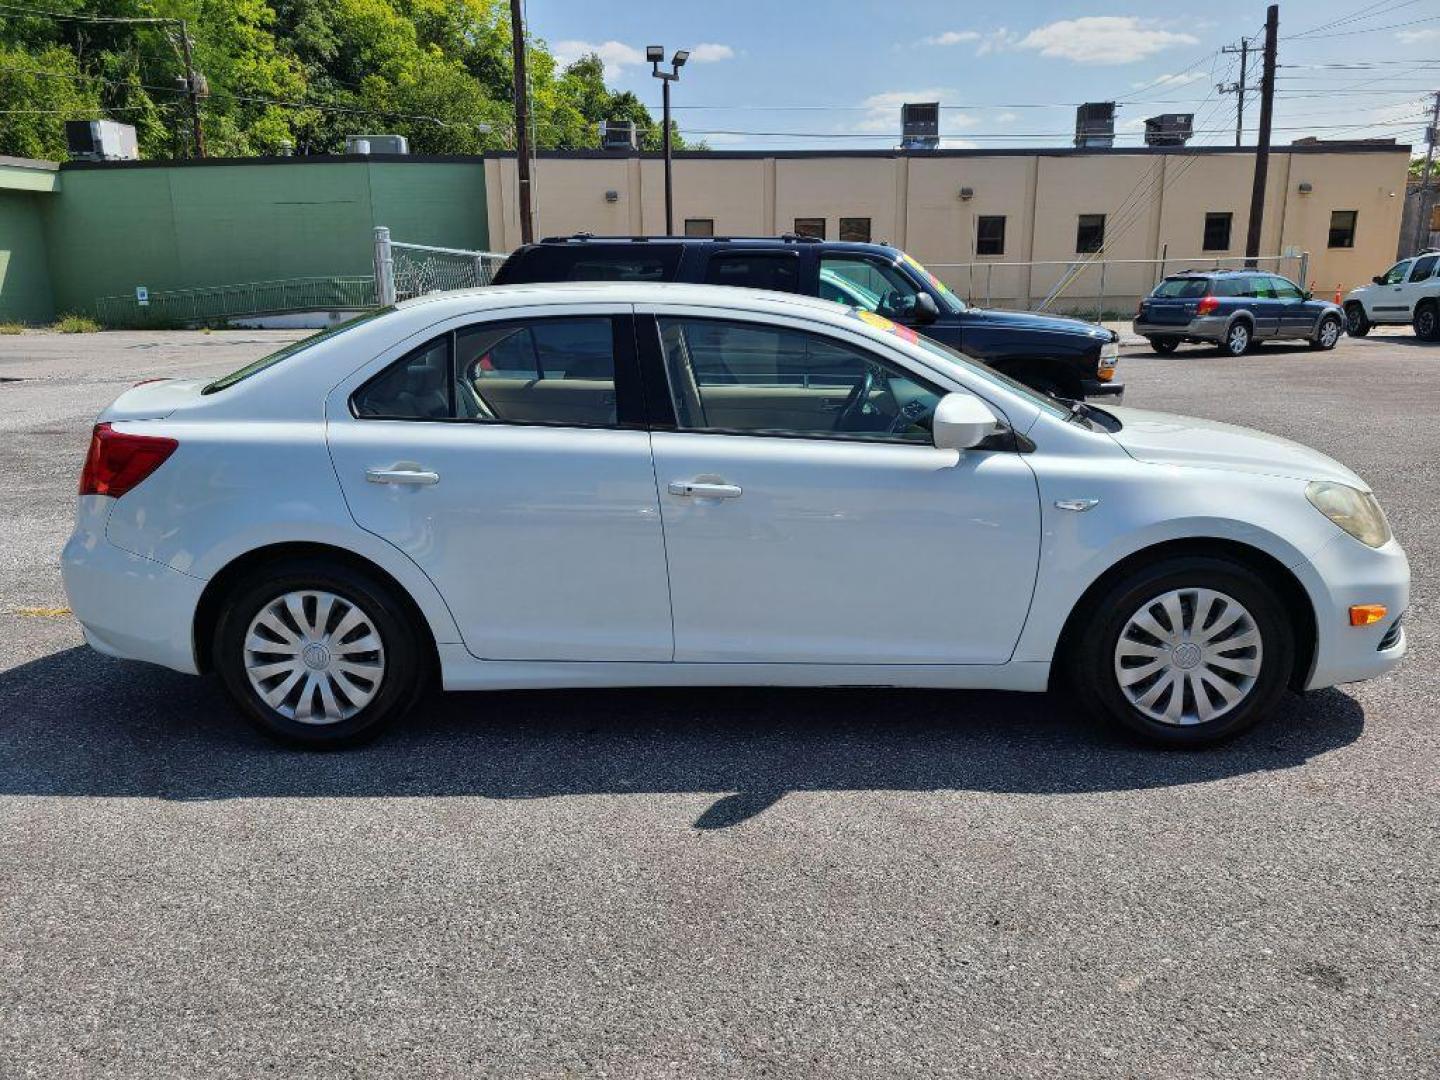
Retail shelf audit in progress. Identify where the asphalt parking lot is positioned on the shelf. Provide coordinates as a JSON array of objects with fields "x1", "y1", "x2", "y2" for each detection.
[{"x1": 1, "y1": 326, "x2": 1437, "y2": 1078}]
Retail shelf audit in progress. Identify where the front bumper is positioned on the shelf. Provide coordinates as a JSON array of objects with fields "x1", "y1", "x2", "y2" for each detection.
[
  {"x1": 60, "y1": 495, "x2": 206, "y2": 675},
  {"x1": 1082, "y1": 377, "x2": 1124, "y2": 400},
  {"x1": 1291, "y1": 532, "x2": 1409, "y2": 690}
]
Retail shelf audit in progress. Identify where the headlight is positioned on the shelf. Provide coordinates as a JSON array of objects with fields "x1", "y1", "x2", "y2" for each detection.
[{"x1": 1305, "y1": 481, "x2": 1391, "y2": 548}]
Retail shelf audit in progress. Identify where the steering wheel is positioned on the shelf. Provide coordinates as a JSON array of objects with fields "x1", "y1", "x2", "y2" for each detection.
[{"x1": 834, "y1": 364, "x2": 879, "y2": 432}]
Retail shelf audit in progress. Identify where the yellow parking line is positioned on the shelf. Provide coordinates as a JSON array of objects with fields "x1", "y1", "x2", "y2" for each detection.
[{"x1": 13, "y1": 606, "x2": 71, "y2": 618}]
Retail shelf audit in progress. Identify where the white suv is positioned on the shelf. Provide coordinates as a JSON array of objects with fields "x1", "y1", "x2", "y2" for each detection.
[{"x1": 1344, "y1": 251, "x2": 1440, "y2": 338}]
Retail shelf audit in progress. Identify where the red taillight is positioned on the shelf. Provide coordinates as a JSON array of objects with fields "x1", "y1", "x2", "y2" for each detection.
[
  {"x1": 78, "y1": 423, "x2": 178, "y2": 498},
  {"x1": 1196, "y1": 295, "x2": 1220, "y2": 316}
]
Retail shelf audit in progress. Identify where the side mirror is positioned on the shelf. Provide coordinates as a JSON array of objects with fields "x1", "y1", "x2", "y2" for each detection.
[
  {"x1": 1372, "y1": 275, "x2": 1385, "y2": 285},
  {"x1": 1302, "y1": 290, "x2": 1313, "y2": 301},
  {"x1": 931, "y1": 392, "x2": 999, "y2": 451},
  {"x1": 912, "y1": 292, "x2": 940, "y2": 325}
]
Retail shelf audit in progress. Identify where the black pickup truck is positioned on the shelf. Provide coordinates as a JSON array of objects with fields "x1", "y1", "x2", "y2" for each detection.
[{"x1": 492, "y1": 234, "x2": 1123, "y2": 401}]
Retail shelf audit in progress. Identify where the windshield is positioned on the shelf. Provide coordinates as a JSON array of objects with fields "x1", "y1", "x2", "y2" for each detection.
[
  {"x1": 202, "y1": 308, "x2": 394, "y2": 394},
  {"x1": 897, "y1": 252, "x2": 967, "y2": 313},
  {"x1": 902, "y1": 326, "x2": 1072, "y2": 420}
]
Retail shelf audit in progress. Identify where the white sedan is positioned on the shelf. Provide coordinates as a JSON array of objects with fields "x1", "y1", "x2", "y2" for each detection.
[{"x1": 62, "y1": 283, "x2": 1408, "y2": 748}]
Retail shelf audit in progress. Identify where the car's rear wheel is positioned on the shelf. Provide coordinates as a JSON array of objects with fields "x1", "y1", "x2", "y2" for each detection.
[
  {"x1": 1147, "y1": 337, "x2": 1180, "y2": 355},
  {"x1": 214, "y1": 559, "x2": 427, "y2": 747},
  {"x1": 1344, "y1": 302, "x2": 1371, "y2": 337},
  {"x1": 1066, "y1": 556, "x2": 1295, "y2": 747},
  {"x1": 1310, "y1": 314, "x2": 1342, "y2": 351},
  {"x1": 1221, "y1": 321, "x2": 1251, "y2": 356},
  {"x1": 1415, "y1": 300, "x2": 1440, "y2": 343}
]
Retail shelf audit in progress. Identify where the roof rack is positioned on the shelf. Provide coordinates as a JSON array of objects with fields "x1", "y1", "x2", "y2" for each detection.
[{"x1": 535, "y1": 232, "x2": 830, "y2": 245}]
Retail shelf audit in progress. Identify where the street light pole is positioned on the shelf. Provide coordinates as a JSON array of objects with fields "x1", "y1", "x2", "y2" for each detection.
[{"x1": 649, "y1": 47, "x2": 689, "y2": 236}]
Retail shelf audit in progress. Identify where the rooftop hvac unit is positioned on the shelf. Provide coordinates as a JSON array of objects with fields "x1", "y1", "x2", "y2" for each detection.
[
  {"x1": 599, "y1": 120, "x2": 638, "y2": 151},
  {"x1": 1074, "y1": 102, "x2": 1116, "y2": 148},
  {"x1": 65, "y1": 120, "x2": 139, "y2": 161},
  {"x1": 901, "y1": 102, "x2": 940, "y2": 150},
  {"x1": 345, "y1": 134, "x2": 409, "y2": 155},
  {"x1": 1144, "y1": 113, "x2": 1195, "y2": 147}
]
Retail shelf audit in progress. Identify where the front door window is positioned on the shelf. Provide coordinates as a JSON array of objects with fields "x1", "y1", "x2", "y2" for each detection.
[{"x1": 819, "y1": 256, "x2": 927, "y2": 322}]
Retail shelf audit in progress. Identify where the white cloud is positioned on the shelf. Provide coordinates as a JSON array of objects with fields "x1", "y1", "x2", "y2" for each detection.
[
  {"x1": 1396, "y1": 27, "x2": 1440, "y2": 45},
  {"x1": 551, "y1": 39, "x2": 734, "y2": 78},
  {"x1": 1135, "y1": 71, "x2": 1206, "y2": 90},
  {"x1": 688, "y1": 42, "x2": 735, "y2": 63},
  {"x1": 976, "y1": 28, "x2": 1020, "y2": 56},
  {"x1": 922, "y1": 30, "x2": 981, "y2": 46},
  {"x1": 995, "y1": 111, "x2": 1019, "y2": 123},
  {"x1": 1017, "y1": 17, "x2": 1198, "y2": 64},
  {"x1": 551, "y1": 39, "x2": 646, "y2": 78}
]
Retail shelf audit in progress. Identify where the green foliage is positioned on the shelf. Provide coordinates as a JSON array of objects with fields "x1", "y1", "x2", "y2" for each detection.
[
  {"x1": 52, "y1": 313, "x2": 101, "y2": 332},
  {"x1": 0, "y1": 0, "x2": 685, "y2": 159},
  {"x1": 0, "y1": 322, "x2": 27, "y2": 334}
]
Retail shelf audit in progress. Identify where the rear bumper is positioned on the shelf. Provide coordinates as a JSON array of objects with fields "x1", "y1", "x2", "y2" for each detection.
[
  {"x1": 1291, "y1": 532, "x2": 1409, "y2": 690},
  {"x1": 60, "y1": 496, "x2": 205, "y2": 675},
  {"x1": 1133, "y1": 316, "x2": 1228, "y2": 342}
]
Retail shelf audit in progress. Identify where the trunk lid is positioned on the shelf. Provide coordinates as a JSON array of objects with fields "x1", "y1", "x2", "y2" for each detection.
[{"x1": 1138, "y1": 297, "x2": 1200, "y2": 325}]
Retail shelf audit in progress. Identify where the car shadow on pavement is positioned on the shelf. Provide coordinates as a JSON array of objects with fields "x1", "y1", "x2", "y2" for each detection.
[{"x1": 0, "y1": 648, "x2": 1365, "y2": 828}]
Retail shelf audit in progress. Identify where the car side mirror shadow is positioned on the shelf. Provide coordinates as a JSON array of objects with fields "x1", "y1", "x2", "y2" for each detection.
[
  {"x1": 931, "y1": 392, "x2": 1000, "y2": 451},
  {"x1": 912, "y1": 292, "x2": 940, "y2": 325}
]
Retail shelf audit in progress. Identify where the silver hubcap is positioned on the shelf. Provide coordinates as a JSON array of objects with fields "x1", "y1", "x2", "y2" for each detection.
[
  {"x1": 1320, "y1": 320, "x2": 1339, "y2": 347},
  {"x1": 243, "y1": 590, "x2": 385, "y2": 725},
  {"x1": 1228, "y1": 326, "x2": 1248, "y2": 353},
  {"x1": 1113, "y1": 587, "x2": 1263, "y2": 726}
]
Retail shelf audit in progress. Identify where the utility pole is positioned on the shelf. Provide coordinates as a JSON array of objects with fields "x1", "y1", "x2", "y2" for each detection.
[
  {"x1": 177, "y1": 20, "x2": 205, "y2": 158},
  {"x1": 1218, "y1": 39, "x2": 1249, "y2": 147},
  {"x1": 1413, "y1": 90, "x2": 1440, "y2": 255},
  {"x1": 508, "y1": 0, "x2": 534, "y2": 244},
  {"x1": 1244, "y1": 4, "x2": 1279, "y2": 265}
]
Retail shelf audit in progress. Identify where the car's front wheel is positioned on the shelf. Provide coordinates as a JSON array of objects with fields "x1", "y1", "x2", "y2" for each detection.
[
  {"x1": 214, "y1": 559, "x2": 428, "y2": 747},
  {"x1": 1066, "y1": 555, "x2": 1295, "y2": 747},
  {"x1": 1344, "y1": 303, "x2": 1370, "y2": 337},
  {"x1": 1147, "y1": 336, "x2": 1180, "y2": 355},
  {"x1": 1310, "y1": 314, "x2": 1342, "y2": 350},
  {"x1": 1415, "y1": 300, "x2": 1440, "y2": 343},
  {"x1": 1221, "y1": 321, "x2": 1251, "y2": 356}
]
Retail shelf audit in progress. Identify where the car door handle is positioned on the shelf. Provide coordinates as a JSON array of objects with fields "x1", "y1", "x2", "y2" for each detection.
[
  {"x1": 669, "y1": 480, "x2": 742, "y2": 499},
  {"x1": 366, "y1": 466, "x2": 440, "y2": 486}
]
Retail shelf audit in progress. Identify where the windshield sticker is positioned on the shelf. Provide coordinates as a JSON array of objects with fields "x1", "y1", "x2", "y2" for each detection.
[
  {"x1": 854, "y1": 308, "x2": 919, "y2": 343},
  {"x1": 901, "y1": 252, "x2": 958, "y2": 298}
]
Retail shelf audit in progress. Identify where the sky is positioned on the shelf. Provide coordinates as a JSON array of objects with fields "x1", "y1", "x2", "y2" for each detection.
[{"x1": 524, "y1": 0, "x2": 1440, "y2": 158}]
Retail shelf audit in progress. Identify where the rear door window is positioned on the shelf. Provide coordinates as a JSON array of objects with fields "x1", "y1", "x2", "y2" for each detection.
[
  {"x1": 701, "y1": 252, "x2": 801, "y2": 293},
  {"x1": 1408, "y1": 255, "x2": 1438, "y2": 282}
]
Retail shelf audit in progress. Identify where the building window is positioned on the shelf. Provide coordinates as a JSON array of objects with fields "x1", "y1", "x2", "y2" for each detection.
[
  {"x1": 793, "y1": 217, "x2": 826, "y2": 240},
  {"x1": 839, "y1": 217, "x2": 871, "y2": 243},
  {"x1": 1328, "y1": 210, "x2": 1357, "y2": 249},
  {"x1": 1202, "y1": 212, "x2": 1232, "y2": 251},
  {"x1": 684, "y1": 218, "x2": 714, "y2": 237},
  {"x1": 976, "y1": 215, "x2": 1006, "y2": 256},
  {"x1": 1076, "y1": 213, "x2": 1105, "y2": 254}
]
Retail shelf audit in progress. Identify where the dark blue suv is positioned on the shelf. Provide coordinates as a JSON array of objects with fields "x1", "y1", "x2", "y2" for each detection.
[{"x1": 1134, "y1": 270, "x2": 1344, "y2": 356}]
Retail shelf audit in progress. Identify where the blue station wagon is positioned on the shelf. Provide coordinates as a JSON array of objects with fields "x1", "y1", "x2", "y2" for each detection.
[{"x1": 1134, "y1": 270, "x2": 1345, "y2": 356}]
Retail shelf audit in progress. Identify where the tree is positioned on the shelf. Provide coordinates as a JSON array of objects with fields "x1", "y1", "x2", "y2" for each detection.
[{"x1": 0, "y1": 0, "x2": 688, "y2": 159}]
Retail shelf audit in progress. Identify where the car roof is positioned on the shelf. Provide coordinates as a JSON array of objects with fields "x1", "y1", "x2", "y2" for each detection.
[
  {"x1": 527, "y1": 234, "x2": 904, "y2": 257},
  {"x1": 394, "y1": 280, "x2": 865, "y2": 320}
]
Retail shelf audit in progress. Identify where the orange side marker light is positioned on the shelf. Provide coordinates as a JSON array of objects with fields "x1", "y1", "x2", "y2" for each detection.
[{"x1": 1349, "y1": 604, "x2": 1387, "y2": 627}]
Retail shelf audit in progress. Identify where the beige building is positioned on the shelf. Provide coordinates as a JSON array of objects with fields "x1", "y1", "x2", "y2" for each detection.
[{"x1": 484, "y1": 144, "x2": 1411, "y2": 313}]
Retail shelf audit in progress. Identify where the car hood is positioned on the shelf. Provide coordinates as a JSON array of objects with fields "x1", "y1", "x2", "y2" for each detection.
[
  {"x1": 963, "y1": 307, "x2": 1117, "y2": 342},
  {"x1": 1103, "y1": 406, "x2": 1367, "y2": 487}
]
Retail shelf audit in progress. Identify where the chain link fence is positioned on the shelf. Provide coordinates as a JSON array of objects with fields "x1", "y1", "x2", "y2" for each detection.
[
  {"x1": 374, "y1": 228, "x2": 508, "y2": 304},
  {"x1": 929, "y1": 252, "x2": 1309, "y2": 319},
  {"x1": 94, "y1": 276, "x2": 377, "y2": 328}
]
